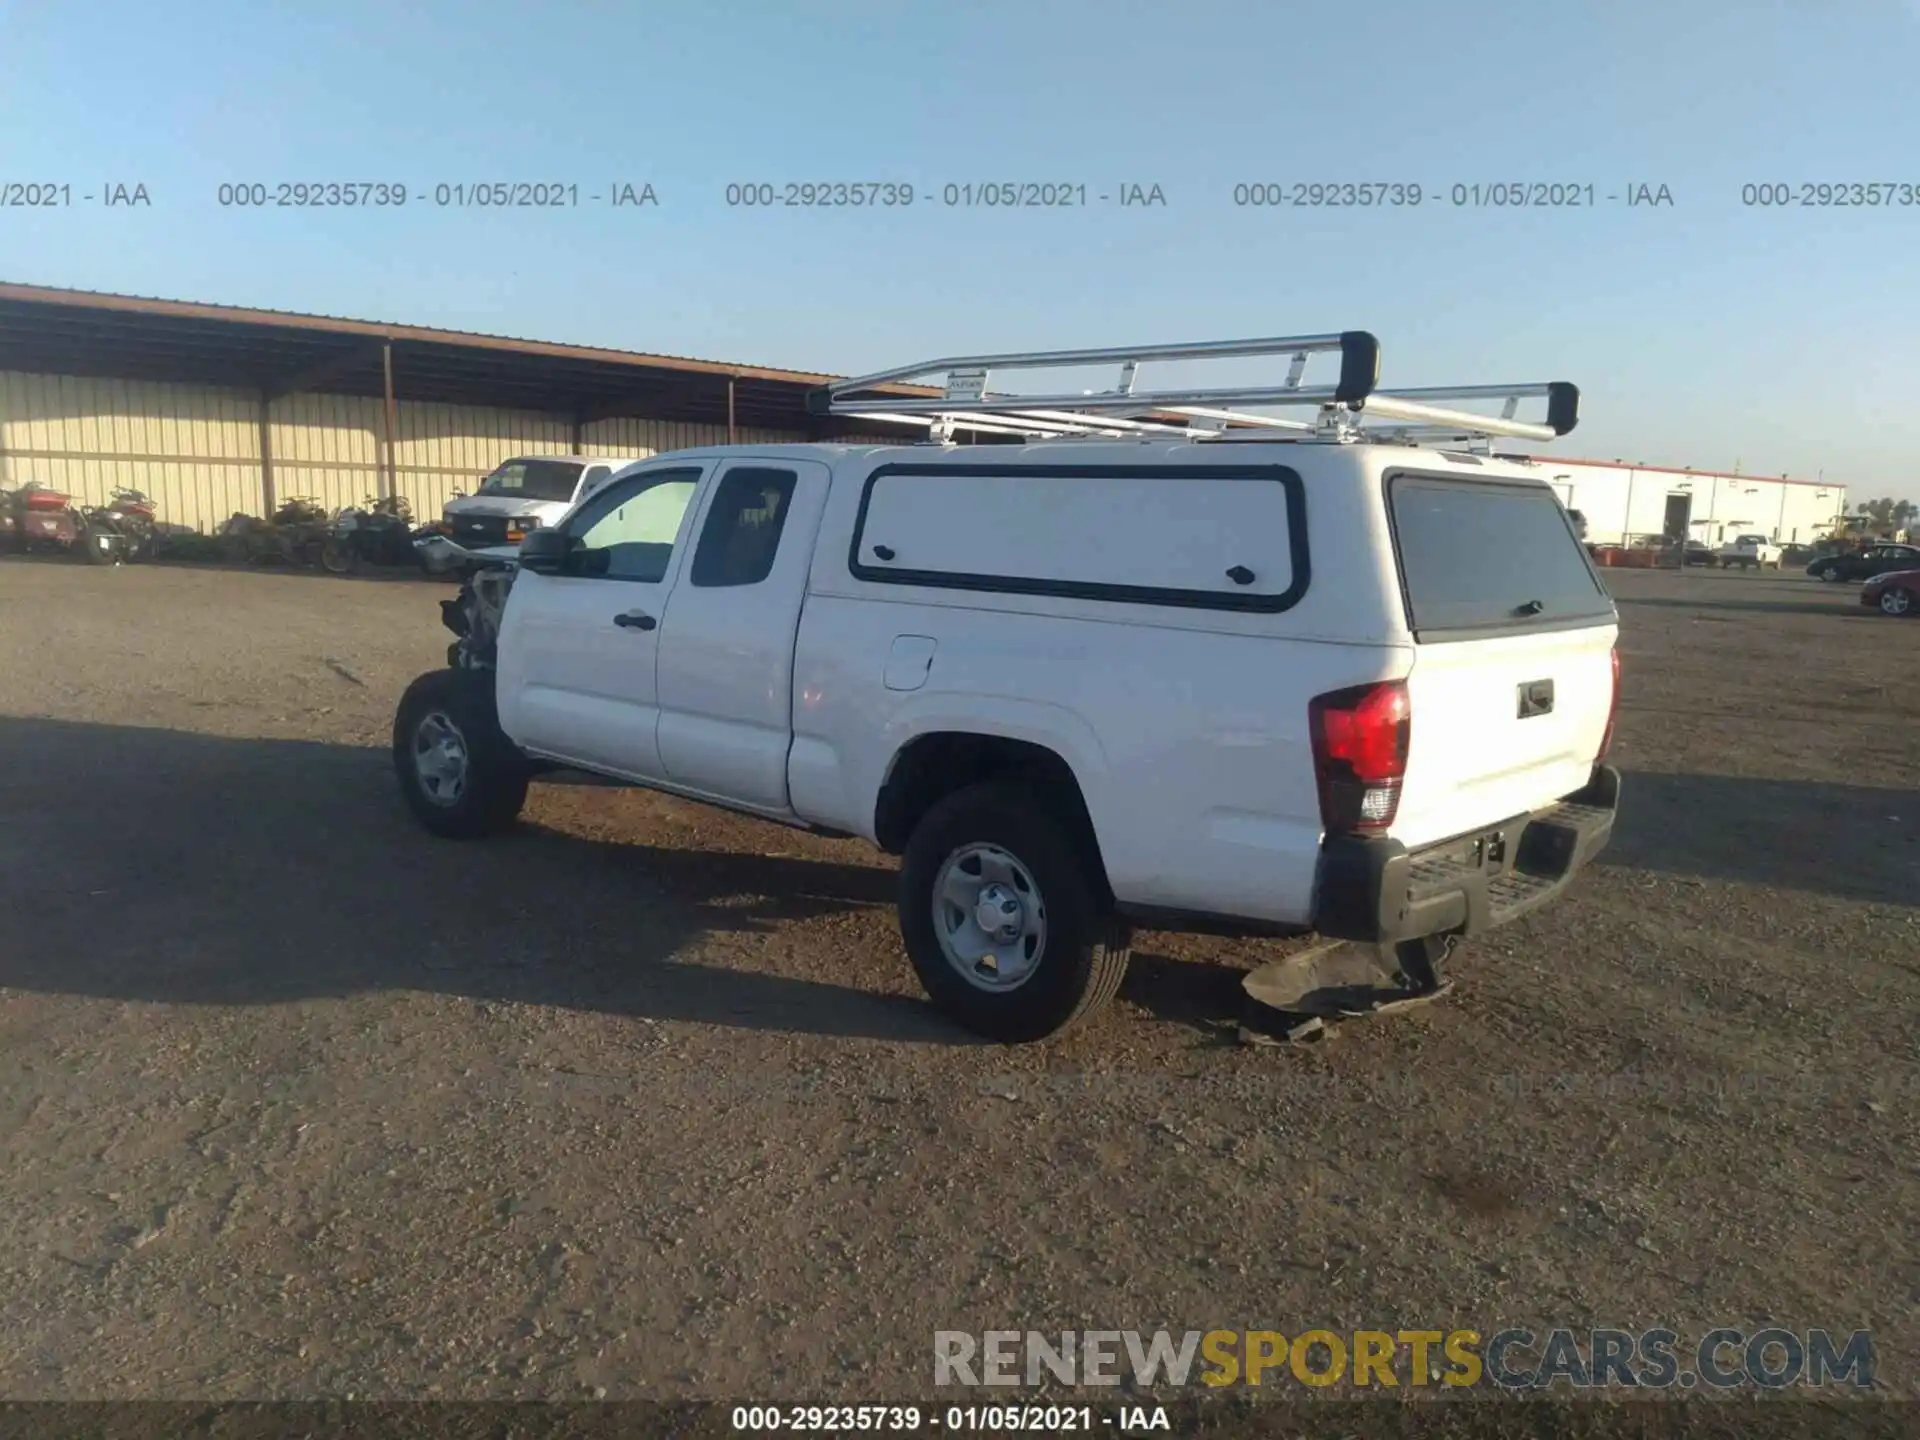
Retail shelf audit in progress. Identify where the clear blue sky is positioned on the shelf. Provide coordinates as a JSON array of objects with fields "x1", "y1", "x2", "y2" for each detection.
[{"x1": 4, "y1": 0, "x2": 1919, "y2": 501}]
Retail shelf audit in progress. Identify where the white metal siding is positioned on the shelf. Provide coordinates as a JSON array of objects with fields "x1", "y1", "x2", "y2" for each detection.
[
  {"x1": 0, "y1": 369, "x2": 856, "y2": 535},
  {"x1": 1534, "y1": 460, "x2": 1846, "y2": 546},
  {"x1": 270, "y1": 392, "x2": 387, "y2": 519},
  {"x1": 0, "y1": 371, "x2": 265, "y2": 535}
]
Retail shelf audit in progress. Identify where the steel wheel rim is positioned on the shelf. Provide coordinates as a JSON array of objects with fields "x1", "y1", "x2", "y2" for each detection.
[
  {"x1": 931, "y1": 843, "x2": 1048, "y2": 992},
  {"x1": 412, "y1": 711, "x2": 469, "y2": 806},
  {"x1": 1883, "y1": 589, "x2": 1911, "y2": 615}
]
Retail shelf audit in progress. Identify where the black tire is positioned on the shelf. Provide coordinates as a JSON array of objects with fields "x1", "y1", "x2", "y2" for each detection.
[
  {"x1": 1879, "y1": 586, "x2": 1916, "y2": 617},
  {"x1": 1816, "y1": 564, "x2": 1840, "y2": 582},
  {"x1": 83, "y1": 529, "x2": 118, "y2": 565},
  {"x1": 897, "y1": 780, "x2": 1131, "y2": 1043},
  {"x1": 392, "y1": 669, "x2": 530, "y2": 839},
  {"x1": 321, "y1": 537, "x2": 357, "y2": 575}
]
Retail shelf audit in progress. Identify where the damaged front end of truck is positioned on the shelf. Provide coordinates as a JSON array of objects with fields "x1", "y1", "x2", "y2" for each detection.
[{"x1": 431, "y1": 545, "x2": 519, "y2": 671}]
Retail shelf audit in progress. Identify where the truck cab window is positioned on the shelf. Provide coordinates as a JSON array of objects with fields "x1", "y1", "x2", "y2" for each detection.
[
  {"x1": 566, "y1": 469, "x2": 701, "y2": 582},
  {"x1": 689, "y1": 468, "x2": 798, "y2": 587}
]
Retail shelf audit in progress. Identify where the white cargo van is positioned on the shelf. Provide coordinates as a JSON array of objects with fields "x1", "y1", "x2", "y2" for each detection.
[
  {"x1": 439, "y1": 454, "x2": 643, "y2": 550},
  {"x1": 392, "y1": 332, "x2": 1621, "y2": 1042}
]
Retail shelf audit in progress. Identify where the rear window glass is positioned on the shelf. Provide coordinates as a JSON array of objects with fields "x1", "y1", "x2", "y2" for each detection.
[{"x1": 1388, "y1": 475, "x2": 1614, "y2": 634}]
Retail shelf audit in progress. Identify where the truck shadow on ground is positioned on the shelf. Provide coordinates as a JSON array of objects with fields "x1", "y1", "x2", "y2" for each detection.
[
  {"x1": 0, "y1": 716, "x2": 985, "y2": 1044},
  {"x1": 5, "y1": 719, "x2": 1908, "y2": 1047},
  {"x1": 1605, "y1": 770, "x2": 1917, "y2": 907}
]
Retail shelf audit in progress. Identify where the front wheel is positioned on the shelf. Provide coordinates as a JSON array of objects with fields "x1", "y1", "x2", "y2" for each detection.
[
  {"x1": 1879, "y1": 586, "x2": 1915, "y2": 616},
  {"x1": 897, "y1": 781, "x2": 1131, "y2": 1043},
  {"x1": 392, "y1": 669, "x2": 530, "y2": 838},
  {"x1": 320, "y1": 536, "x2": 357, "y2": 574}
]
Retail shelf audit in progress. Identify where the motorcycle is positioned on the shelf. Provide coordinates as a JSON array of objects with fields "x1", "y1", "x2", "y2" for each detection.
[
  {"x1": 321, "y1": 494, "x2": 420, "y2": 574},
  {"x1": 7, "y1": 482, "x2": 85, "y2": 555},
  {"x1": 219, "y1": 497, "x2": 330, "y2": 567},
  {"x1": 75, "y1": 505, "x2": 131, "y2": 563},
  {"x1": 85, "y1": 487, "x2": 161, "y2": 561}
]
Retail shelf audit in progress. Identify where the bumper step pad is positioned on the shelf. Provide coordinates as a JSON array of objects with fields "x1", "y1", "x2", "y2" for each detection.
[{"x1": 1239, "y1": 935, "x2": 1457, "y2": 1045}]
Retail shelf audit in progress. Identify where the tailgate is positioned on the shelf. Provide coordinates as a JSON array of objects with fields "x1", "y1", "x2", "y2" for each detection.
[
  {"x1": 1393, "y1": 622, "x2": 1616, "y2": 847},
  {"x1": 1382, "y1": 470, "x2": 1619, "y2": 849}
]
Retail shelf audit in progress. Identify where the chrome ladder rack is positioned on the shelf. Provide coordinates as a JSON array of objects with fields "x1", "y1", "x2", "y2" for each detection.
[{"x1": 806, "y1": 331, "x2": 1579, "y2": 449}]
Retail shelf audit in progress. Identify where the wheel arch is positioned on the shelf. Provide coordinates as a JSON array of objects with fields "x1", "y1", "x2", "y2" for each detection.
[{"x1": 872, "y1": 713, "x2": 1115, "y2": 900}]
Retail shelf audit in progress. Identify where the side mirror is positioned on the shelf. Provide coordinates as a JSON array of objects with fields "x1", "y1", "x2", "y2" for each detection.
[{"x1": 516, "y1": 528, "x2": 575, "y2": 575}]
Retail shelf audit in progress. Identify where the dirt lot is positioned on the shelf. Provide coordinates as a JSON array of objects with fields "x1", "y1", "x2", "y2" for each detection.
[{"x1": 0, "y1": 556, "x2": 1915, "y2": 1404}]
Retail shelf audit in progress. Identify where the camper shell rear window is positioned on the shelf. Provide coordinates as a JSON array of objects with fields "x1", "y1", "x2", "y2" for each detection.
[{"x1": 1386, "y1": 472, "x2": 1615, "y2": 639}]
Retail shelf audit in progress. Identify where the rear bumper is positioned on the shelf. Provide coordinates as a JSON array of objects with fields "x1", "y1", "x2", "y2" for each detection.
[{"x1": 1313, "y1": 765, "x2": 1620, "y2": 944}]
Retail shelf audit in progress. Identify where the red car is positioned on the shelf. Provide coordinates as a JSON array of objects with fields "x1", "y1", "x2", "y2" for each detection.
[{"x1": 1860, "y1": 568, "x2": 1920, "y2": 616}]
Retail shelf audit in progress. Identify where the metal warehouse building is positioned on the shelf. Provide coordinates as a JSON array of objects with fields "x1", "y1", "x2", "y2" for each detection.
[
  {"x1": 0, "y1": 283, "x2": 914, "y2": 536},
  {"x1": 1506, "y1": 454, "x2": 1846, "y2": 549},
  {"x1": 1, "y1": 281, "x2": 1848, "y2": 547}
]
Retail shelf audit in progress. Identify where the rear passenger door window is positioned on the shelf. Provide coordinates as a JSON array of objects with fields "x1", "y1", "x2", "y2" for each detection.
[{"x1": 689, "y1": 467, "x2": 798, "y2": 587}]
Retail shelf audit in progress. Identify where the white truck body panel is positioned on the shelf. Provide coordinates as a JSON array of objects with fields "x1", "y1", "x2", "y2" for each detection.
[{"x1": 489, "y1": 438, "x2": 1618, "y2": 931}]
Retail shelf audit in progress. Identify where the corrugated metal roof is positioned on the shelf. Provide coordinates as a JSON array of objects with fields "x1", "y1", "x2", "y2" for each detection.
[
  {"x1": 0, "y1": 280, "x2": 953, "y2": 433},
  {"x1": 0, "y1": 281, "x2": 848, "y2": 384}
]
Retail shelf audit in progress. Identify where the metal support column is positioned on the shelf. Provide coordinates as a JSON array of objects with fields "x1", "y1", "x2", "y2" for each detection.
[
  {"x1": 570, "y1": 415, "x2": 585, "y2": 453},
  {"x1": 382, "y1": 341, "x2": 398, "y2": 501},
  {"x1": 727, "y1": 375, "x2": 737, "y2": 444},
  {"x1": 258, "y1": 390, "x2": 276, "y2": 517}
]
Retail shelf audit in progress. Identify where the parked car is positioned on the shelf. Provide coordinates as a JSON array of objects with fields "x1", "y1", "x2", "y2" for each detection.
[
  {"x1": 440, "y1": 454, "x2": 644, "y2": 552},
  {"x1": 1807, "y1": 542, "x2": 1920, "y2": 582},
  {"x1": 1861, "y1": 568, "x2": 1920, "y2": 616},
  {"x1": 389, "y1": 332, "x2": 1623, "y2": 1043},
  {"x1": 1682, "y1": 539, "x2": 1717, "y2": 566},
  {"x1": 1714, "y1": 533, "x2": 1783, "y2": 569}
]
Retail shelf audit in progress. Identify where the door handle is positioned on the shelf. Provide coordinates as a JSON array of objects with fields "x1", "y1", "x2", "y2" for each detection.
[{"x1": 613, "y1": 611, "x2": 656, "y2": 631}]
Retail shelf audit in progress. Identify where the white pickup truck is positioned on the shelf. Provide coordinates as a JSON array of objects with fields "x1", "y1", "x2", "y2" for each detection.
[
  {"x1": 1714, "y1": 533, "x2": 1783, "y2": 569},
  {"x1": 391, "y1": 333, "x2": 1622, "y2": 1041}
]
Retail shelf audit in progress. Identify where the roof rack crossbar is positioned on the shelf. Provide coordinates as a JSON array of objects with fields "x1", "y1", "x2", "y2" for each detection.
[{"x1": 809, "y1": 335, "x2": 1579, "y2": 444}]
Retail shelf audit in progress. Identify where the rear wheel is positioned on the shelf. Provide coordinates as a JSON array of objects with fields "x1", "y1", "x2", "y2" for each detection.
[
  {"x1": 1879, "y1": 586, "x2": 1915, "y2": 616},
  {"x1": 321, "y1": 537, "x2": 357, "y2": 575},
  {"x1": 897, "y1": 781, "x2": 1131, "y2": 1043},
  {"x1": 392, "y1": 669, "x2": 530, "y2": 838},
  {"x1": 1816, "y1": 563, "x2": 1841, "y2": 582}
]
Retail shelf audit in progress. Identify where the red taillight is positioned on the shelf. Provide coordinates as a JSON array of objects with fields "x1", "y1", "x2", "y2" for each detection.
[
  {"x1": 1309, "y1": 680, "x2": 1411, "y2": 834},
  {"x1": 1596, "y1": 646, "x2": 1621, "y2": 762}
]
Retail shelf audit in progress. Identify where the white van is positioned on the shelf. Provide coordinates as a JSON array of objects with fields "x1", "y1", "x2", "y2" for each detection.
[
  {"x1": 392, "y1": 333, "x2": 1621, "y2": 1042},
  {"x1": 440, "y1": 454, "x2": 644, "y2": 550}
]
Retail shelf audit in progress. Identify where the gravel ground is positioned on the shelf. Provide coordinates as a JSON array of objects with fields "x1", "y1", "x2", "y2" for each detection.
[{"x1": 0, "y1": 555, "x2": 1915, "y2": 1405}]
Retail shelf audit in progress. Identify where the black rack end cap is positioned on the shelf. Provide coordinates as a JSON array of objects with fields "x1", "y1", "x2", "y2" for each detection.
[
  {"x1": 804, "y1": 385, "x2": 835, "y2": 417},
  {"x1": 1546, "y1": 381, "x2": 1580, "y2": 436},
  {"x1": 1335, "y1": 331, "x2": 1381, "y2": 405}
]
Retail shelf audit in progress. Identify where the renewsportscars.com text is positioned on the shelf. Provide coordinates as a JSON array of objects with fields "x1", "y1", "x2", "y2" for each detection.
[{"x1": 933, "y1": 1327, "x2": 1875, "y2": 1391}]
